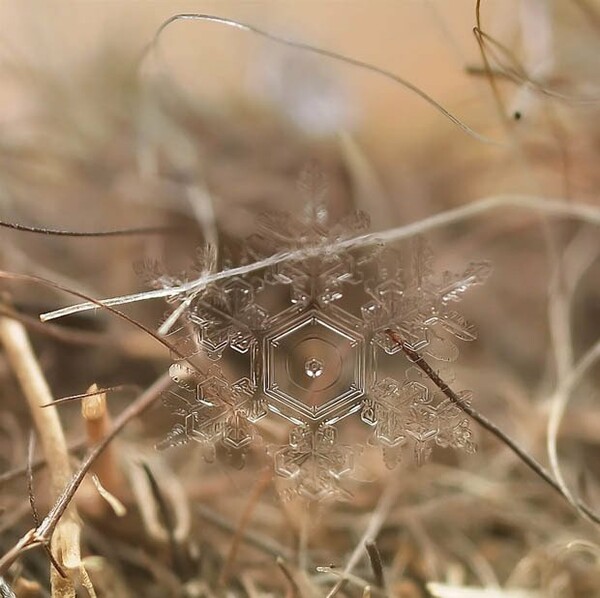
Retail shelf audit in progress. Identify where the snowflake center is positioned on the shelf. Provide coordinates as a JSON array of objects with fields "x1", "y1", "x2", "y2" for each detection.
[
  {"x1": 286, "y1": 336, "x2": 342, "y2": 394},
  {"x1": 304, "y1": 357, "x2": 324, "y2": 378}
]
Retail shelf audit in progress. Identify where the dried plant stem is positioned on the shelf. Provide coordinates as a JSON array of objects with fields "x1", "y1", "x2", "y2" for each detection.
[
  {"x1": 147, "y1": 14, "x2": 495, "y2": 144},
  {"x1": 276, "y1": 557, "x2": 303, "y2": 598},
  {"x1": 0, "y1": 317, "x2": 73, "y2": 499},
  {"x1": 41, "y1": 194, "x2": 600, "y2": 323},
  {"x1": 82, "y1": 385, "x2": 123, "y2": 496},
  {"x1": 80, "y1": 384, "x2": 127, "y2": 517},
  {"x1": 546, "y1": 229, "x2": 600, "y2": 509},
  {"x1": 385, "y1": 329, "x2": 600, "y2": 526},
  {"x1": 365, "y1": 542, "x2": 385, "y2": 589},
  {"x1": 218, "y1": 468, "x2": 273, "y2": 586},
  {"x1": 547, "y1": 339, "x2": 600, "y2": 512},
  {"x1": 0, "y1": 371, "x2": 173, "y2": 578},
  {"x1": 326, "y1": 481, "x2": 399, "y2": 597},
  {"x1": 0, "y1": 315, "x2": 87, "y2": 596},
  {"x1": 26, "y1": 434, "x2": 40, "y2": 528},
  {"x1": 0, "y1": 219, "x2": 180, "y2": 237},
  {"x1": 473, "y1": 0, "x2": 508, "y2": 123}
]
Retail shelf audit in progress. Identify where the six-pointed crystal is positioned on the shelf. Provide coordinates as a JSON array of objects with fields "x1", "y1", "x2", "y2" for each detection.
[
  {"x1": 264, "y1": 308, "x2": 365, "y2": 423},
  {"x1": 157, "y1": 198, "x2": 488, "y2": 500}
]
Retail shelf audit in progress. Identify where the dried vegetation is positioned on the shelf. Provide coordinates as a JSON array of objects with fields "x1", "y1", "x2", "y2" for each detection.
[{"x1": 0, "y1": 2, "x2": 600, "y2": 597}]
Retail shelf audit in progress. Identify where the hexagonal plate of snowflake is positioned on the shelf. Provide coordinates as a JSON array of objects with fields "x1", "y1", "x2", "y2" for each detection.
[{"x1": 155, "y1": 189, "x2": 490, "y2": 500}]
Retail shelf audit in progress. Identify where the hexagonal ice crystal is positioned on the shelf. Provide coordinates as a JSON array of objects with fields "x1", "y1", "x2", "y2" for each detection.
[
  {"x1": 264, "y1": 308, "x2": 365, "y2": 422},
  {"x1": 155, "y1": 194, "x2": 488, "y2": 499}
]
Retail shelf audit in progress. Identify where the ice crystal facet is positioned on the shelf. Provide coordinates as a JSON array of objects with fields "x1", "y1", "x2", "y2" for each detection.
[
  {"x1": 156, "y1": 191, "x2": 490, "y2": 500},
  {"x1": 187, "y1": 278, "x2": 269, "y2": 359},
  {"x1": 157, "y1": 362, "x2": 260, "y2": 469},
  {"x1": 264, "y1": 307, "x2": 365, "y2": 423}
]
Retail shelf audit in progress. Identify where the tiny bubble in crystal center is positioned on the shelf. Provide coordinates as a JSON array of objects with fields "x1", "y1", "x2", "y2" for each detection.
[{"x1": 304, "y1": 358, "x2": 324, "y2": 378}]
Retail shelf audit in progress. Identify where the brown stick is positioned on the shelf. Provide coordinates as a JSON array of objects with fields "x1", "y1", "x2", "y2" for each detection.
[
  {"x1": 0, "y1": 316, "x2": 81, "y2": 595},
  {"x1": 365, "y1": 542, "x2": 385, "y2": 589},
  {"x1": 0, "y1": 371, "x2": 173, "y2": 576},
  {"x1": 384, "y1": 329, "x2": 600, "y2": 526}
]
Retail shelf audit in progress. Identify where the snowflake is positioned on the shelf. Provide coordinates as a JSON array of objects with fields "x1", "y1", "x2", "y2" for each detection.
[{"x1": 155, "y1": 184, "x2": 490, "y2": 500}]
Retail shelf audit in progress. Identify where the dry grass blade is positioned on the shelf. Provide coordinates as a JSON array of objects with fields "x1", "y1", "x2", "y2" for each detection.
[
  {"x1": 147, "y1": 13, "x2": 497, "y2": 144},
  {"x1": 0, "y1": 372, "x2": 173, "y2": 577},
  {"x1": 40, "y1": 194, "x2": 600, "y2": 323},
  {"x1": 218, "y1": 468, "x2": 273, "y2": 587},
  {"x1": 0, "y1": 314, "x2": 92, "y2": 595},
  {"x1": 139, "y1": 462, "x2": 184, "y2": 575}
]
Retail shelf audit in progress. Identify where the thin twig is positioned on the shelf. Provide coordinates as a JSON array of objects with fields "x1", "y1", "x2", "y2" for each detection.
[
  {"x1": 473, "y1": 0, "x2": 508, "y2": 125},
  {"x1": 0, "y1": 372, "x2": 173, "y2": 576},
  {"x1": 0, "y1": 219, "x2": 181, "y2": 237},
  {"x1": 26, "y1": 435, "x2": 65, "y2": 579},
  {"x1": 365, "y1": 542, "x2": 385, "y2": 589},
  {"x1": 26, "y1": 433, "x2": 67, "y2": 579},
  {"x1": 43, "y1": 385, "x2": 137, "y2": 408},
  {"x1": 385, "y1": 329, "x2": 600, "y2": 526},
  {"x1": 26, "y1": 433, "x2": 40, "y2": 528}
]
